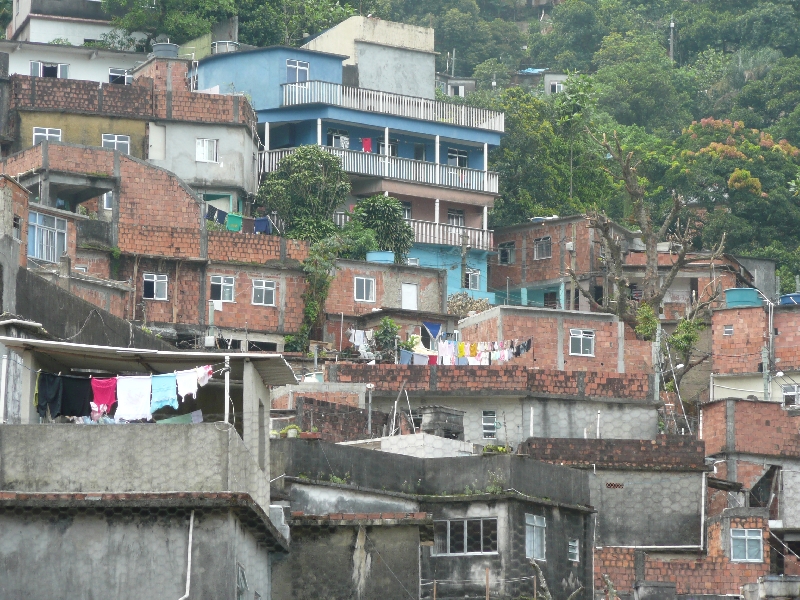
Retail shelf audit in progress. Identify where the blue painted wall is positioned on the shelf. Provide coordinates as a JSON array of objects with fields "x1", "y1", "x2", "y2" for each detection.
[
  {"x1": 197, "y1": 47, "x2": 344, "y2": 110},
  {"x1": 407, "y1": 245, "x2": 495, "y2": 302}
]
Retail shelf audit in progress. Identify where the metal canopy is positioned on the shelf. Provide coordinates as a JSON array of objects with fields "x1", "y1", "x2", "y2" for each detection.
[{"x1": 0, "y1": 337, "x2": 297, "y2": 387}]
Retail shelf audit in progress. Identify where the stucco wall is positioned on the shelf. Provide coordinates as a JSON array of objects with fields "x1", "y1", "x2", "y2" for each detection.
[
  {"x1": 4, "y1": 44, "x2": 142, "y2": 83},
  {"x1": 355, "y1": 41, "x2": 435, "y2": 98}
]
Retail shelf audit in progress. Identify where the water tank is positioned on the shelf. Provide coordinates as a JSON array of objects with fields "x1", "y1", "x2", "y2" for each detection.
[
  {"x1": 152, "y1": 43, "x2": 179, "y2": 58},
  {"x1": 724, "y1": 288, "x2": 762, "y2": 308},
  {"x1": 366, "y1": 250, "x2": 394, "y2": 264},
  {"x1": 780, "y1": 293, "x2": 800, "y2": 305}
]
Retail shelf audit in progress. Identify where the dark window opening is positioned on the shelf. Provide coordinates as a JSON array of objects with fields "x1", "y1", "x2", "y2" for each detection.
[
  {"x1": 543, "y1": 291, "x2": 558, "y2": 309},
  {"x1": 41, "y1": 64, "x2": 58, "y2": 78},
  {"x1": 594, "y1": 285, "x2": 604, "y2": 305},
  {"x1": 690, "y1": 277, "x2": 699, "y2": 301},
  {"x1": 414, "y1": 143, "x2": 426, "y2": 161},
  {"x1": 420, "y1": 326, "x2": 431, "y2": 349},
  {"x1": 248, "y1": 341, "x2": 278, "y2": 352}
]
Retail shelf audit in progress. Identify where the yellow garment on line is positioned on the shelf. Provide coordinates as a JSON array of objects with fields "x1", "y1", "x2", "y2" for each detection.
[
  {"x1": 457, "y1": 342, "x2": 465, "y2": 357},
  {"x1": 33, "y1": 371, "x2": 40, "y2": 407},
  {"x1": 470, "y1": 343, "x2": 478, "y2": 357}
]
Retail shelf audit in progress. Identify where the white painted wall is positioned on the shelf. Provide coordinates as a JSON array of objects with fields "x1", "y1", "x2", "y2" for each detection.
[{"x1": 26, "y1": 18, "x2": 113, "y2": 45}]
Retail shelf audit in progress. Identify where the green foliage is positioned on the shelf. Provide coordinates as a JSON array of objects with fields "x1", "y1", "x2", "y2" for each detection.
[
  {"x1": 49, "y1": 38, "x2": 73, "y2": 46},
  {"x1": 398, "y1": 335, "x2": 419, "y2": 352},
  {"x1": 238, "y1": 0, "x2": 355, "y2": 47},
  {"x1": 634, "y1": 304, "x2": 659, "y2": 341},
  {"x1": 483, "y1": 444, "x2": 509, "y2": 454},
  {"x1": 329, "y1": 472, "x2": 349, "y2": 485},
  {"x1": 447, "y1": 292, "x2": 491, "y2": 318},
  {"x1": 279, "y1": 423, "x2": 301, "y2": 435},
  {"x1": 667, "y1": 318, "x2": 705, "y2": 364},
  {"x1": 351, "y1": 195, "x2": 414, "y2": 262},
  {"x1": 256, "y1": 146, "x2": 351, "y2": 234},
  {"x1": 374, "y1": 317, "x2": 400, "y2": 351}
]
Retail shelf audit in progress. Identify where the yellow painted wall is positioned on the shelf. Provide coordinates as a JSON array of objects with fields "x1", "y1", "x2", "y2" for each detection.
[{"x1": 16, "y1": 112, "x2": 147, "y2": 158}]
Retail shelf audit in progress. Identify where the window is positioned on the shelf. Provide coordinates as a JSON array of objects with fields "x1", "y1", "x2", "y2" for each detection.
[
  {"x1": 525, "y1": 514, "x2": 546, "y2": 560},
  {"x1": 568, "y1": 539, "x2": 579, "y2": 562},
  {"x1": 433, "y1": 519, "x2": 498, "y2": 555},
  {"x1": 378, "y1": 137, "x2": 398, "y2": 157},
  {"x1": 27, "y1": 211, "x2": 67, "y2": 263},
  {"x1": 354, "y1": 277, "x2": 375, "y2": 302},
  {"x1": 549, "y1": 81, "x2": 564, "y2": 94},
  {"x1": 252, "y1": 280, "x2": 276, "y2": 306},
  {"x1": 414, "y1": 143, "x2": 427, "y2": 161},
  {"x1": 482, "y1": 410, "x2": 496, "y2": 439},
  {"x1": 499, "y1": 241, "x2": 515, "y2": 265},
  {"x1": 143, "y1": 273, "x2": 168, "y2": 300},
  {"x1": 196, "y1": 138, "x2": 219, "y2": 163},
  {"x1": 447, "y1": 148, "x2": 468, "y2": 168},
  {"x1": 464, "y1": 268, "x2": 480, "y2": 290},
  {"x1": 236, "y1": 564, "x2": 248, "y2": 600},
  {"x1": 287, "y1": 59, "x2": 309, "y2": 84},
  {"x1": 210, "y1": 275, "x2": 234, "y2": 302},
  {"x1": 447, "y1": 209, "x2": 465, "y2": 227},
  {"x1": 534, "y1": 236, "x2": 552, "y2": 260},
  {"x1": 102, "y1": 191, "x2": 113, "y2": 210},
  {"x1": 108, "y1": 68, "x2": 132, "y2": 85},
  {"x1": 569, "y1": 329, "x2": 595, "y2": 356},
  {"x1": 33, "y1": 127, "x2": 61, "y2": 145},
  {"x1": 724, "y1": 325, "x2": 734, "y2": 336},
  {"x1": 30, "y1": 61, "x2": 68, "y2": 78},
  {"x1": 12, "y1": 215, "x2": 21, "y2": 240},
  {"x1": 731, "y1": 529, "x2": 762, "y2": 562},
  {"x1": 102, "y1": 134, "x2": 130, "y2": 154},
  {"x1": 406, "y1": 257, "x2": 420, "y2": 266},
  {"x1": 401, "y1": 202, "x2": 412, "y2": 220},
  {"x1": 327, "y1": 128, "x2": 349, "y2": 149},
  {"x1": 543, "y1": 291, "x2": 558, "y2": 309},
  {"x1": 783, "y1": 385, "x2": 800, "y2": 407}
]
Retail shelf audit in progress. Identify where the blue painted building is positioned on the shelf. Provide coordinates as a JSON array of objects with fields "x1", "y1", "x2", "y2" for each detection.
[{"x1": 196, "y1": 17, "x2": 504, "y2": 302}]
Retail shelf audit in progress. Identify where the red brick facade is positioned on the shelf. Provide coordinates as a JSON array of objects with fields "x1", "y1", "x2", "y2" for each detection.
[{"x1": 703, "y1": 398, "x2": 800, "y2": 458}]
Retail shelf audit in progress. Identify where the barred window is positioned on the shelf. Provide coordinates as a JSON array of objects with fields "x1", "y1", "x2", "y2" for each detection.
[{"x1": 433, "y1": 518, "x2": 498, "y2": 555}]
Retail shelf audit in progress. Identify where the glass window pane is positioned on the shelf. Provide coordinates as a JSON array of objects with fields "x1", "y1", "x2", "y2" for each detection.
[
  {"x1": 466, "y1": 520, "x2": 482, "y2": 553},
  {"x1": 222, "y1": 284, "x2": 233, "y2": 302},
  {"x1": 482, "y1": 519, "x2": 497, "y2": 553},
  {"x1": 366, "y1": 279, "x2": 373, "y2": 300},
  {"x1": 434, "y1": 522, "x2": 448, "y2": 555},
  {"x1": 27, "y1": 225, "x2": 36, "y2": 257},
  {"x1": 210, "y1": 284, "x2": 221, "y2": 301},
  {"x1": 253, "y1": 287, "x2": 264, "y2": 304},
  {"x1": 143, "y1": 280, "x2": 155, "y2": 299},
  {"x1": 56, "y1": 231, "x2": 66, "y2": 259},
  {"x1": 356, "y1": 278, "x2": 364, "y2": 300},
  {"x1": 449, "y1": 521, "x2": 464, "y2": 554},
  {"x1": 156, "y1": 280, "x2": 167, "y2": 299},
  {"x1": 583, "y1": 337, "x2": 592, "y2": 355},
  {"x1": 570, "y1": 336, "x2": 581, "y2": 354},
  {"x1": 747, "y1": 538, "x2": 761, "y2": 560},
  {"x1": 41, "y1": 215, "x2": 55, "y2": 228},
  {"x1": 731, "y1": 538, "x2": 745, "y2": 560}
]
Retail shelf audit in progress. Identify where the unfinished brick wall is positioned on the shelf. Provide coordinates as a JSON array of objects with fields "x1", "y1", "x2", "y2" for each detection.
[
  {"x1": 326, "y1": 363, "x2": 651, "y2": 399},
  {"x1": 1, "y1": 176, "x2": 29, "y2": 267},
  {"x1": 520, "y1": 436, "x2": 706, "y2": 470},
  {"x1": 595, "y1": 515, "x2": 769, "y2": 596},
  {"x1": 701, "y1": 400, "x2": 728, "y2": 456},
  {"x1": 712, "y1": 307, "x2": 768, "y2": 374},
  {"x1": 703, "y1": 398, "x2": 800, "y2": 458},
  {"x1": 774, "y1": 307, "x2": 800, "y2": 370},
  {"x1": 294, "y1": 397, "x2": 389, "y2": 442},
  {"x1": 74, "y1": 249, "x2": 111, "y2": 279},
  {"x1": 206, "y1": 232, "x2": 309, "y2": 264},
  {"x1": 67, "y1": 279, "x2": 129, "y2": 319}
]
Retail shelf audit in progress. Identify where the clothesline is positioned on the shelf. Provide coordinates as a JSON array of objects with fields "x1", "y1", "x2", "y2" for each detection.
[{"x1": 400, "y1": 338, "x2": 533, "y2": 366}]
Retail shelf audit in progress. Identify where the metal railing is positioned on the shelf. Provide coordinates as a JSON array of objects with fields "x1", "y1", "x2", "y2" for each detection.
[
  {"x1": 259, "y1": 146, "x2": 499, "y2": 194},
  {"x1": 281, "y1": 81, "x2": 505, "y2": 132},
  {"x1": 211, "y1": 41, "x2": 240, "y2": 54}
]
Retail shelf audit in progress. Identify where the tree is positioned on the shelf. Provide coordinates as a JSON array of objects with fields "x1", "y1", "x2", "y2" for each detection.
[
  {"x1": 102, "y1": 0, "x2": 235, "y2": 47},
  {"x1": 237, "y1": 0, "x2": 355, "y2": 48},
  {"x1": 256, "y1": 146, "x2": 351, "y2": 242},
  {"x1": 350, "y1": 195, "x2": 414, "y2": 263}
]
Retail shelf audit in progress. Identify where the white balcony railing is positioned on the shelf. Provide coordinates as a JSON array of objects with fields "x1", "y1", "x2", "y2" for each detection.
[
  {"x1": 259, "y1": 146, "x2": 499, "y2": 194},
  {"x1": 282, "y1": 81, "x2": 505, "y2": 132},
  {"x1": 330, "y1": 213, "x2": 492, "y2": 252}
]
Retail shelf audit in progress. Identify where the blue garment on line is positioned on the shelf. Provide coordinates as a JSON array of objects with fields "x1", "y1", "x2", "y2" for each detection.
[
  {"x1": 456, "y1": 357, "x2": 469, "y2": 366},
  {"x1": 150, "y1": 373, "x2": 178, "y2": 412},
  {"x1": 215, "y1": 209, "x2": 228, "y2": 225},
  {"x1": 254, "y1": 217, "x2": 271, "y2": 234},
  {"x1": 399, "y1": 349, "x2": 413, "y2": 365},
  {"x1": 205, "y1": 206, "x2": 217, "y2": 221}
]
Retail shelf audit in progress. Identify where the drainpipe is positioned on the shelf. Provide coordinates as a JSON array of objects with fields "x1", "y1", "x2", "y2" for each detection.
[
  {"x1": 224, "y1": 355, "x2": 230, "y2": 423},
  {"x1": 0, "y1": 354, "x2": 6, "y2": 424},
  {"x1": 177, "y1": 510, "x2": 195, "y2": 600},
  {"x1": 762, "y1": 346, "x2": 770, "y2": 402}
]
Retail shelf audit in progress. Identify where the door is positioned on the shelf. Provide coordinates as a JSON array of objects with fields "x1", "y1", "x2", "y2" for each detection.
[{"x1": 401, "y1": 283, "x2": 418, "y2": 310}]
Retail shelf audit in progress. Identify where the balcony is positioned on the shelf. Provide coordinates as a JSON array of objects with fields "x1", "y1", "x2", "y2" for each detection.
[
  {"x1": 332, "y1": 213, "x2": 493, "y2": 252},
  {"x1": 259, "y1": 146, "x2": 499, "y2": 194},
  {"x1": 281, "y1": 81, "x2": 504, "y2": 132}
]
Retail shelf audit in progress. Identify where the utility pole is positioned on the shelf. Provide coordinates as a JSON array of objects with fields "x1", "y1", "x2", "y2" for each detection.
[
  {"x1": 669, "y1": 16, "x2": 675, "y2": 63},
  {"x1": 451, "y1": 48, "x2": 456, "y2": 76}
]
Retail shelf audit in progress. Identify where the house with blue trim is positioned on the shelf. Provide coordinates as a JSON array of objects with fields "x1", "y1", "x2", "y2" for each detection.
[{"x1": 195, "y1": 16, "x2": 504, "y2": 302}]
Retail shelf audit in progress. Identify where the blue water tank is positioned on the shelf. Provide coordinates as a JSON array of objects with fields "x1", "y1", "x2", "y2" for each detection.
[
  {"x1": 780, "y1": 293, "x2": 800, "y2": 305},
  {"x1": 724, "y1": 288, "x2": 762, "y2": 308},
  {"x1": 366, "y1": 251, "x2": 395, "y2": 264}
]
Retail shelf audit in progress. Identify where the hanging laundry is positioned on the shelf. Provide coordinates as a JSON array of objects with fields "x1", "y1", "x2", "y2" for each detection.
[
  {"x1": 353, "y1": 330, "x2": 365, "y2": 347},
  {"x1": 412, "y1": 352, "x2": 428, "y2": 365},
  {"x1": 457, "y1": 342, "x2": 465, "y2": 358},
  {"x1": 399, "y1": 349, "x2": 413, "y2": 365},
  {"x1": 176, "y1": 369, "x2": 198, "y2": 401},
  {"x1": 91, "y1": 377, "x2": 117, "y2": 412},
  {"x1": 36, "y1": 373, "x2": 63, "y2": 419},
  {"x1": 59, "y1": 376, "x2": 92, "y2": 418},
  {"x1": 428, "y1": 354, "x2": 437, "y2": 365},
  {"x1": 456, "y1": 357, "x2": 469, "y2": 365},
  {"x1": 151, "y1": 373, "x2": 178, "y2": 412},
  {"x1": 205, "y1": 205, "x2": 218, "y2": 221},
  {"x1": 362, "y1": 138, "x2": 372, "y2": 153},
  {"x1": 215, "y1": 209, "x2": 228, "y2": 225},
  {"x1": 115, "y1": 375, "x2": 153, "y2": 422},
  {"x1": 470, "y1": 343, "x2": 478, "y2": 357},
  {"x1": 196, "y1": 365, "x2": 213, "y2": 387},
  {"x1": 254, "y1": 217, "x2": 272, "y2": 234}
]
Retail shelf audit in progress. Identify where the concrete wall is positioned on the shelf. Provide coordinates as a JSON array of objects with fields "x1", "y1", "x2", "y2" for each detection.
[
  {"x1": 355, "y1": 41, "x2": 435, "y2": 98},
  {"x1": 16, "y1": 111, "x2": 147, "y2": 156},
  {"x1": 1, "y1": 43, "x2": 142, "y2": 83},
  {"x1": 22, "y1": 19, "x2": 114, "y2": 46},
  {"x1": 590, "y1": 470, "x2": 703, "y2": 547}
]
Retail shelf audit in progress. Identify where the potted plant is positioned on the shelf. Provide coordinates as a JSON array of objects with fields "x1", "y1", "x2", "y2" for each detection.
[
  {"x1": 280, "y1": 424, "x2": 301, "y2": 438},
  {"x1": 482, "y1": 444, "x2": 510, "y2": 455},
  {"x1": 299, "y1": 426, "x2": 322, "y2": 440}
]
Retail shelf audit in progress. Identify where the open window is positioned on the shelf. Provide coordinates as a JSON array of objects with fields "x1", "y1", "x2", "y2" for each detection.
[{"x1": 30, "y1": 61, "x2": 68, "y2": 78}]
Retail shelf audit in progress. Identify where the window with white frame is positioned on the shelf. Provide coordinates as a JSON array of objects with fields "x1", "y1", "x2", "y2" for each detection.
[
  {"x1": 447, "y1": 209, "x2": 465, "y2": 227},
  {"x1": 252, "y1": 279, "x2": 276, "y2": 306},
  {"x1": 286, "y1": 59, "x2": 309, "y2": 84},
  {"x1": 354, "y1": 277, "x2": 375, "y2": 302},
  {"x1": 210, "y1": 275, "x2": 234, "y2": 302},
  {"x1": 108, "y1": 68, "x2": 132, "y2": 85},
  {"x1": 526, "y1": 514, "x2": 546, "y2": 560},
  {"x1": 534, "y1": 236, "x2": 552, "y2": 259},
  {"x1": 401, "y1": 201, "x2": 412, "y2": 220},
  {"x1": 102, "y1": 134, "x2": 130, "y2": 154},
  {"x1": 143, "y1": 273, "x2": 168, "y2": 300},
  {"x1": 783, "y1": 384, "x2": 800, "y2": 406},
  {"x1": 30, "y1": 61, "x2": 68, "y2": 78},
  {"x1": 482, "y1": 410, "x2": 496, "y2": 439},
  {"x1": 378, "y1": 137, "x2": 398, "y2": 157},
  {"x1": 465, "y1": 268, "x2": 480, "y2": 291},
  {"x1": 326, "y1": 128, "x2": 350, "y2": 149},
  {"x1": 102, "y1": 191, "x2": 113, "y2": 210},
  {"x1": 74, "y1": 266, "x2": 88, "y2": 272},
  {"x1": 196, "y1": 138, "x2": 219, "y2": 163},
  {"x1": 406, "y1": 257, "x2": 420, "y2": 267},
  {"x1": 724, "y1": 325, "x2": 734, "y2": 336},
  {"x1": 731, "y1": 529, "x2": 762, "y2": 562},
  {"x1": 499, "y1": 241, "x2": 515, "y2": 265},
  {"x1": 447, "y1": 148, "x2": 468, "y2": 168},
  {"x1": 33, "y1": 127, "x2": 61, "y2": 145},
  {"x1": 28, "y1": 211, "x2": 67, "y2": 263},
  {"x1": 549, "y1": 81, "x2": 564, "y2": 94},
  {"x1": 568, "y1": 539, "x2": 579, "y2": 562},
  {"x1": 569, "y1": 329, "x2": 595, "y2": 356},
  {"x1": 433, "y1": 518, "x2": 498, "y2": 555}
]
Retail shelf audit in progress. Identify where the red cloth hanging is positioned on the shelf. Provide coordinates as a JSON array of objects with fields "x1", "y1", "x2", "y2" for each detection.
[{"x1": 362, "y1": 138, "x2": 372, "y2": 153}]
